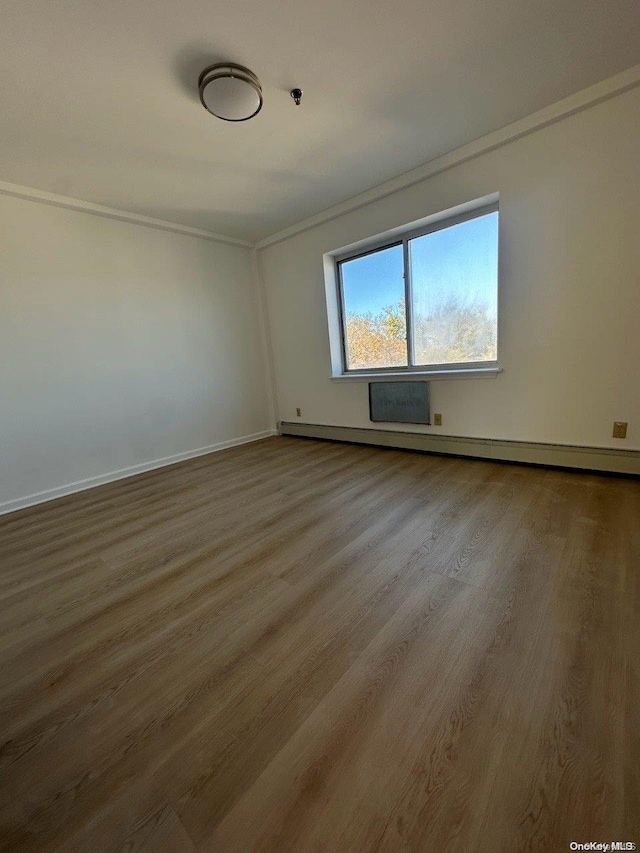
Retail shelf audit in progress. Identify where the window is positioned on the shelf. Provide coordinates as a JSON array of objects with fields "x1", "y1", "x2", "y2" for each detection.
[{"x1": 337, "y1": 205, "x2": 499, "y2": 374}]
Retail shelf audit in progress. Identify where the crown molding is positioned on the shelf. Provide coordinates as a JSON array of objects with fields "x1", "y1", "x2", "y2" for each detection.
[
  {"x1": 0, "y1": 180, "x2": 253, "y2": 248},
  {"x1": 256, "y1": 63, "x2": 640, "y2": 250},
  {"x1": 3, "y1": 64, "x2": 639, "y2": 251}
]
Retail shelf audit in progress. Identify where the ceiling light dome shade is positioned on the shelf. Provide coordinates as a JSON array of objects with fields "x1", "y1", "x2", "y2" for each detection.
[{"x1": 198, "y1": 63, "x2": 263, "y2": 121}]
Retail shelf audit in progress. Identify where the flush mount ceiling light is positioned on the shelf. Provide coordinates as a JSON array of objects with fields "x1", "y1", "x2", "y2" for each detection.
[{"x1": 198, "y1": 63, "x2": 263, "y2": 122}]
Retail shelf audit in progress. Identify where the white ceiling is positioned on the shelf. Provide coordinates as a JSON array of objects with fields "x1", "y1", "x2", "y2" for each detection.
[{"x1": 1, "y1": 0, "x2": 639, "y2": 242}]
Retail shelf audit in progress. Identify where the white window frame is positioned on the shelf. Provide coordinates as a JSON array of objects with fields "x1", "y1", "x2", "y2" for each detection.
[{"x1": 327, "y1": 197, "x2": 502, "y2": 381}]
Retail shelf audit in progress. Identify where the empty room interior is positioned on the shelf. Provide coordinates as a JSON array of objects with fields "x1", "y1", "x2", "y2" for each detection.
[{"x1": 1, "y1": 0, "x2": 640, "y2": 850}]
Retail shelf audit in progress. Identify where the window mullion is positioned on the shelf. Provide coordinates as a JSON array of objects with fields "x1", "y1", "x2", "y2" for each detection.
[{"x1": 402, "y1": 237, "x2": 415, "y2": 367}]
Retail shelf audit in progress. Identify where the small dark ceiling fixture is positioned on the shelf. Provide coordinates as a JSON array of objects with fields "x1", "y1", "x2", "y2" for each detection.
[
  {"x1": 198, "y1": 63, "x2": 263, "y2": 122},
  {"x1": 290, "y1": 88, "x2": 303, "y2": 106}
]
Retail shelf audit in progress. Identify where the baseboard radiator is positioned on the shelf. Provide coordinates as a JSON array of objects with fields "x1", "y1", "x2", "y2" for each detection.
[{"x1": 279, "y1": 422, "x2": 640, "y2": 476}]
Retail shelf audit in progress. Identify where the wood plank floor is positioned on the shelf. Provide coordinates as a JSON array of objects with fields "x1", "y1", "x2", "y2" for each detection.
[{"x1": 0, "y1": 436, "x2": 638, "y2": 852}]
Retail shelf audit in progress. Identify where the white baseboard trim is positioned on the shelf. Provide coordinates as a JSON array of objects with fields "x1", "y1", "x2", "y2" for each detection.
[
  {"x1": 0, "y1": 430, "x2": 278, "y2": 517},
  {"x1": 279, "y1": 422, "x2": 640, "y2": 476}
]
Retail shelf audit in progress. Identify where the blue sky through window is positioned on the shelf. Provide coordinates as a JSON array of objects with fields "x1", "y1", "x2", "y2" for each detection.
[
  {"x1": 341, "y1": 212, "x2": 498, "y2": 318},
  {"x1": 411, "y1": 212, "x2": 498, "y2": 321},
  {"x1": 341, "y1": 243, "x2": 404, "y2": 318}
]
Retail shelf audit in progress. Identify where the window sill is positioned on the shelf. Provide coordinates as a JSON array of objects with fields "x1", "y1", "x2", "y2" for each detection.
[{"x1": 330, "y1": 364, "x2": 503, "y2": 382}]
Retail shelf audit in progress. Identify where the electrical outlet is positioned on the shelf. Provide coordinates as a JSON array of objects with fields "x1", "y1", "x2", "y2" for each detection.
[
  {"x1": 296, "y1": 408, "x2": 302, "y2": 418},
  {"x1": 433, "y1": 413, "x2": 442, "y2": 426},
  {"x1": 612, "y1": 421, "x2": 628, "y2": 439}
]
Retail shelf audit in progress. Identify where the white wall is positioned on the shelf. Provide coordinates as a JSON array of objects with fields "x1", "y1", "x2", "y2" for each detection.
[
  {"x1": 0, "y1": 195, "x2": 273, "y2": 510},
  {"x1": 259, "y1": 86, "x2": 640, "y2": 451}
]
